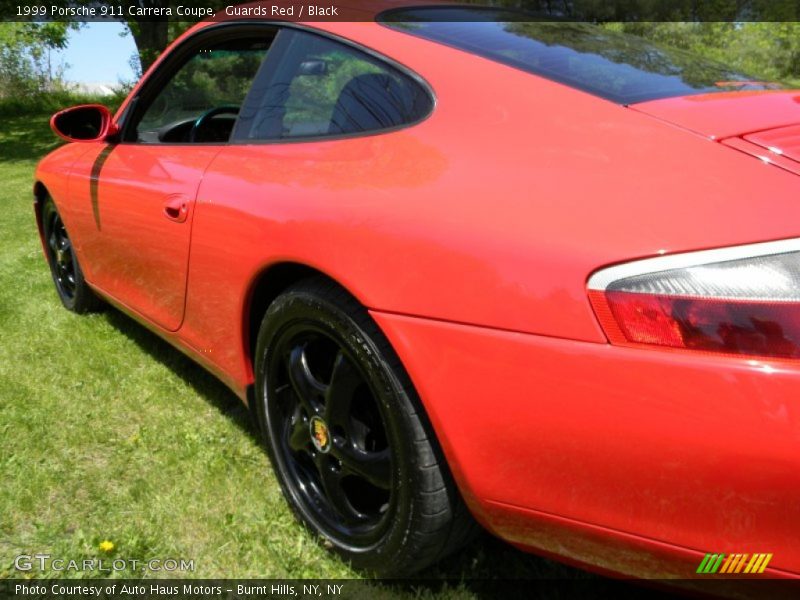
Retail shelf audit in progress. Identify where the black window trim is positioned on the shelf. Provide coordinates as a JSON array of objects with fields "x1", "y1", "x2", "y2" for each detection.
[{"x1": 117, "y1": 21, "x2": 437, "y2": 147}]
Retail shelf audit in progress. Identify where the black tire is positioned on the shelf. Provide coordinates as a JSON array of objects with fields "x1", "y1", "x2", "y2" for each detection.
[
  {"x1": 254, "y1": 278, "x2": 478, "y2": 576},
  {"x1": 42, "y1": 197, "x2": 103, "y2": 313}
]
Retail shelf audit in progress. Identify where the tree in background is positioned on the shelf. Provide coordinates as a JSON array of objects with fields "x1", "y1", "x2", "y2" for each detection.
[
  {"x1": 125, "y1": 6, "x2": 198, "y2": 74},
  {"x1": 484, "y1": 0, "x2": 800, "y2": 85},
  {"x1": 0, "y1": 22, "x2": 74, "y2": 97},
  {"x1": 606, "y1": 22, "x2": 800, "y2": 86},
  {"x1": 79, "y1": 1, "x2": 226, "y2": 74},
  {"x1": 0, "y1": 0, "x2": 223, "y2": 76},
  {"x1": 2, "y1": 0, "x2": 800, "y2": 100}
]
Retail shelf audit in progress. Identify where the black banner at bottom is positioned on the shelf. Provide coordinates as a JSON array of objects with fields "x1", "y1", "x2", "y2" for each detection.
[{"x1": 3, "y1": 579, "x2": 800, "y2": 600}]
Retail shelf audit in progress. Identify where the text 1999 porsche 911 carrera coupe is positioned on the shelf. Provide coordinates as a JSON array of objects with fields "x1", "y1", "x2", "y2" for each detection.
[{"x1": 35, "y1": 5, "x2": 800, "y2": 578}]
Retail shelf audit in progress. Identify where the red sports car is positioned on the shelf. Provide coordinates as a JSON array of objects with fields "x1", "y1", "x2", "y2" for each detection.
[{"x1": 35, "y1": 6, "x2": 800, "y2": 578}]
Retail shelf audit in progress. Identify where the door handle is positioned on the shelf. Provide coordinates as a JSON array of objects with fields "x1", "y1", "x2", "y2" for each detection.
[{"x1": 163, "y1": 197, "x2": 189, "y2": 223}]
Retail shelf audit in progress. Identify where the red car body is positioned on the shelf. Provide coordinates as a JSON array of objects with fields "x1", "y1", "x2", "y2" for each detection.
[{"x1": 35, "y1": 13, "x2": 800, "y2": 579}]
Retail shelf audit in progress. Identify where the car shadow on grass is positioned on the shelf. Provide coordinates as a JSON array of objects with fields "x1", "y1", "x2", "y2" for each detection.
[
  {"x1": 100, "y1": 309, "x2": 663, "y2": 597},
  {"x1": 0, "y1": 115, "x2": 63, "y2": 163}
]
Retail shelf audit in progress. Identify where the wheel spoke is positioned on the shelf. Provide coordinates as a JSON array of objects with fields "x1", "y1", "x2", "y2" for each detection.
[
  {"x1": 324, "y1": 351, "x2": 361, "y2": 430},
  {"x1": 286, "y1": 344, "x2": 326, "y2": 414},
  {"x1": 334, "y1": 445, "x2": 392, "y2": 490},
  {"x1": 287, "y1": 407, "x2": 310, "y2": 453},
  {"x1": 48, "y1": 230, "x2": 58, "y2": 253},
  {"x1": 314, "y1": 454, "x2": 365, "y2": 524}
]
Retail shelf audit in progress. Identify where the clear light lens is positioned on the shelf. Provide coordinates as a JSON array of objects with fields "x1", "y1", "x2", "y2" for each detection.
[{"x1": 606, "y1": 252, "x2": 800, "y2": 300}]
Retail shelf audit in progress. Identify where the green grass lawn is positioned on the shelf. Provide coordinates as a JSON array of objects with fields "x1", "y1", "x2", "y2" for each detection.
[{"x1": 0, "y1": 110, "x2": 591, "y2": 591}]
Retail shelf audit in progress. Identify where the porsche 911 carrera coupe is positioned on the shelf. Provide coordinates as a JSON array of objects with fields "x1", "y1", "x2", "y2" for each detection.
[{"x1": 35, "y1": 5, "x2": 800, "y2": 578}]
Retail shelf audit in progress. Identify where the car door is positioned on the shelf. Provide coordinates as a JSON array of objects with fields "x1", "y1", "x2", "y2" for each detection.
[
  {"x1": 67, "y1": 27, "x2": 276, "y2": 331},
  {"x1": 177, "y1": 27, "x2": 435, "y2": 369}
]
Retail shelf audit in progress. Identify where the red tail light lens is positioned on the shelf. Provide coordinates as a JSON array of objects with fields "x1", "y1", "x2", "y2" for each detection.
[{"x1": 588, "y1": 241, "x2": 800, "y2": 359}]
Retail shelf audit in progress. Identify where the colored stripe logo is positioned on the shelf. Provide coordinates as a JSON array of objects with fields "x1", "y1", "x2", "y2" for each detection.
[{"x1": 696, "y1": 553, "x2": 772, "y2": 574}]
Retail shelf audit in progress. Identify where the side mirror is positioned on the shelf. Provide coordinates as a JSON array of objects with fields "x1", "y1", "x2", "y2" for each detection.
[{"x1": 50, "y1": 104, "x2": 119, "y2": 143}]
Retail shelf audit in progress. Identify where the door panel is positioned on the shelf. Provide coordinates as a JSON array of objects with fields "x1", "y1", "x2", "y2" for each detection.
[
  {"x1": 68, "y1": 143, "x2": 220, "y2": 331},
  {"x1": 62, "y1": 28, "x2": 277, "y2": 331}
]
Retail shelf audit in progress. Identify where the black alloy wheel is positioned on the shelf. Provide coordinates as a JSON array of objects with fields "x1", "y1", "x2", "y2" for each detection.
[
  {"x1": 269, "y1": 325, "x2": 394, "y2": 546},
  {"x1": 47, "y1": 207, "x2": 76, "y2": 300},
  {"x1": 42, "y1": 198, "x2": 103, "y2": 313},
  {"x1": 254, "y1": 278, "x2": 478, "y2": 575}
]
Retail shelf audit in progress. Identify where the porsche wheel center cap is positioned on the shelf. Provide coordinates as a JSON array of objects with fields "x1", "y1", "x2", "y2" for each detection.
[{"x1": 309, "y1": 416, "x2": 331, "y2": 453}]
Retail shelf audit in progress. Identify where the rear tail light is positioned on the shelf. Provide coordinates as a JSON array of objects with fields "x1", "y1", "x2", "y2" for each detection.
[{"x1": 587, "y1": 239, "x2": 800, "y2": 359}]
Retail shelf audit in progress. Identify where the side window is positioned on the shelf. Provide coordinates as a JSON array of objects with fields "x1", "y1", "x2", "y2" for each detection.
[
  {"x1": 131, "y1": 34, "x2": 274, "y2": 144},
  {"x1": 235, "y1": 30, "x2": 432, "y2": 141}
]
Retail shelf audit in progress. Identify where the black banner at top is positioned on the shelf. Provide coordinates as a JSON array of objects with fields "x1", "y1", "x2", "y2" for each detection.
[{"x1": 2, "y1": 0, "x2": 800, "y2": 23}]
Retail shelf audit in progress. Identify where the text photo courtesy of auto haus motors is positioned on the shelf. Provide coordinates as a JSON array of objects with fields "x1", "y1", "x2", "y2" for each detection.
[{"x1": 2, "y1": 0, "x2": 800, "y2": 598}]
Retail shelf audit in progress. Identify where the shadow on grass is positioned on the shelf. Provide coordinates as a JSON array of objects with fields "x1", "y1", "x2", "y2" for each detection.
[
  {"x1": 103, "y1": 309, "x2": 250, "y2": 431},
  {"x1": 0, "y1": 97, "x2": 125, "y2": 164},
  {"x1": 0, "y1": 114, "x2": 63, "y2": 163},
  {"x1": 99, "y1": 308, "x2": 603, "y2": 589}
]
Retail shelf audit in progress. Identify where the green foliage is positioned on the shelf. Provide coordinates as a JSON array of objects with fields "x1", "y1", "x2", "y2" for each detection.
[
  {"x1": 0, "y1": 90, "x2": 125, "y2": 117},
  {"x1": 138, "y1": 46, "x2": 267, "y2": 131},
  {"x1": 504, "y1": 21, "x2": 780, "y2": 99},
  {"x1": 480, "y1": 0, "x2": 800, "y2": 21},
  {"x1": 459, "y1": 2, "x2": 800, "y2": 86},
  {"x1": 0, "y1": 22, "x2": 77, "y2": 98},
  {"x1": 283, "y1": 51, "x2": 382, "y2": 128},
  {"x1": 607, "y1": 22, "x2": 800, "y2": 86}
]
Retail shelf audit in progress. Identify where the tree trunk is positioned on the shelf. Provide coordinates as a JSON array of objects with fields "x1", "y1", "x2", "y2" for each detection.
[{"x1": 129, "y1": 19, "x2": 169, "y2": 74}]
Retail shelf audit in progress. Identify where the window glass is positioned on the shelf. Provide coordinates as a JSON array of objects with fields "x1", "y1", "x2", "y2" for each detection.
[
  {"x1": 380, "y1": 7, "x2": 784, "y2": 104},
  {"x1": 134, "y1": 36, "x2": 273, "y2": 143},
  {"x1": 236, "y1": 30, "x2": 432, "y2": 140}
]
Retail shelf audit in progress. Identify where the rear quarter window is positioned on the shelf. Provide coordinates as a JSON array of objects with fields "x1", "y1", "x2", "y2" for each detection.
[{"x1": 235, "y1": 29, "x2": 433, "y2": 141}]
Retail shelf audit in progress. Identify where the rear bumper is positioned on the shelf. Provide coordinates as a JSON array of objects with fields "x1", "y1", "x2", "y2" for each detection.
[{"x1": 370, "y1": 311, "x2": 800, "y2": 578}]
